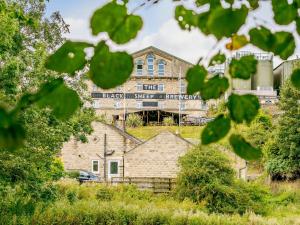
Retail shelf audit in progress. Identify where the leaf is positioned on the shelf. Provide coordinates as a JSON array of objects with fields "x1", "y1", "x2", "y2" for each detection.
[
  {"x1": 90, "y1": 1, "x2": 143, "y2": 44},
  {"x1": 248, "y1": 0, "x2": 259, "y2": 9},
  {"x1": 229, "y1": 134, "x2": 262, "y2": 160},
  {"x1": 229, "y1": 55, "x2": 257, "y2": 79},
  {"x1": 197, "y1": 12, "x2": 210, "y2": 35},
  {"x1": 296, "y1": 18, "x2": 300, "y2": 36},
  {"x1": 89, "y1": 42, "x2": 133, "y2": 89},
  {"x1": 249, "y1": 27, "x2": 295, "y2": 60},
  {"x1": 227, "y1": 94, "x2": 260, "y2": 124},
  {"x1": 272, "y1": 0, "x2": 297, "y2": 25},
  {"x1": 201, "y1": 76, "x2": 229, "y2": 100},
  {"x1": 207, "y1": 6, "x2": 248, "y2": 39},
  {"x1": 209, "y1": 53, "x2": 226, "y2": 66},
  {"x1": 201, "y1": 114, "x2": 231, "y2": 145},
  {"x1": 291, "y1": 69, "x2": 300, "y2": 90},
  {"x1": 45, "y1": 41, "x2": 91, "y2": 75},
  {"x1": 175, "y1": 5, "x2": 198, "y2": 31},
  {"x1": 225, "y1": 34, "x2": 248, "y2": 50},
  {"x1": 0, "y1": 107, "x2": 25, "y2": 151},
  {"x1": 186, "y1": 65, "x2": 207, "y2": 95},
  {"x1": 36, "y1": 79, "x2": 81, "y2": 120}
]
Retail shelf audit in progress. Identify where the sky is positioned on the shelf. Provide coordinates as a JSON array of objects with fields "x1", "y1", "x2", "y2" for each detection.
[{"x1": 45, "y1": 0, "x2": 300, "y2": 68}]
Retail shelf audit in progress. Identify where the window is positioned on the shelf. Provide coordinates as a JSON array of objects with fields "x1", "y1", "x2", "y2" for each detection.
[
  {"x1": 201, "y1": 101, "x2": 207, "y2": 110},
  {"x1": 179, "y1": 102, "x2": 186, "y2": 111},
  {"x1": 92, "y1": 160, "x2": 99, "y2": 173},
  {"x1": 158, "y1": 60, "x2": 165, "y2": 76},
  {"x1": 136, "y1": 59, "x2": 143, "y2": 76},
  {"x1": 137, "y1": 83, "x2": 143, "y2": 91},
  {"x1": 92, "y1": 84, "x2": 98, "y2": 92},
  {"x1": 109, "y1": 161, "x2": 119, "y2": 176},
  {"x1": 180, "y1": 83, "x2": 186, "y2": 94},
  {"x1": 158, "y1": 101, "x2": 164, "y2": 109},
  {"x1": 92, "y1": 100, "x2": 100, "y2": 109},
  {"x1": 115, "y1": 101, "x2": 122, "y2": 109},
  {"x1": 147, "y1": 54, "x2": 154, "y2": 76},
  {"x1": 136, "y1": 101, "x2": 143, "y2": 109},
  {"x1": 158, "y1": 83, "x2": 164, "y2": 92}
]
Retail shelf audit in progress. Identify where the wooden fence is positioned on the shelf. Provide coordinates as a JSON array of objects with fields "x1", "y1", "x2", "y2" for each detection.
[{"x1": 110, "y1": 177, "x2": 176, "y2": 193}]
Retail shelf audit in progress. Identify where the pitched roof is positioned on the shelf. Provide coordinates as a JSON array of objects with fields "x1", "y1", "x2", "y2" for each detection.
[
  {"x1": 104, "y1": 123, "x2": 142, "y2": 144},
  {"x1": 125, "y1": 130, "x2": 194, "y2": 154},
  {"x1": 132, "y1": 46, "x2": 194, "y2": 66}
]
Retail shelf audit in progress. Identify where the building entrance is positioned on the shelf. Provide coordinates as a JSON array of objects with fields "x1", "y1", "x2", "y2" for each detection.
[{"x1": 131, "y1": 110, "x2": 184, "y2": 125}]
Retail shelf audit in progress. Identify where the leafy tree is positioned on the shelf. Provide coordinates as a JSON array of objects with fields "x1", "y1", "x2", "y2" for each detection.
[{"x1": 265, "y1": 80, "x2": 300, "y2": 180}]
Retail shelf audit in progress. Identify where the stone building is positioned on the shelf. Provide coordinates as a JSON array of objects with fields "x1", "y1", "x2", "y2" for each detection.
[
  {"x1": 61, "y1": 122, "x2": 142, "y2": 181},
  {"x1": 90, "y1": 46, "x2": 208, "y2": 124},
  {"x1": 124, "y1": 131, "x2": 194, "y2": 178}
]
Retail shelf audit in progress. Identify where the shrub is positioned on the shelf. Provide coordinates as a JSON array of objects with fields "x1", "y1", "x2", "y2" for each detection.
[
  {"x1": 175, "y1": 145, "x2": 266, "y2": 214},
  {"x1": 96, "y1": 186, "x2": 114, "y2": 201},
  {"x1": 163, "y1": 117, "x2": 174, "y2": 126},
  {"x1": 65, "y1": 171, "x2": 79, "y2": 179},
  {"x1": 126, "y1": 114, "x2": 143, "y2": 127}
]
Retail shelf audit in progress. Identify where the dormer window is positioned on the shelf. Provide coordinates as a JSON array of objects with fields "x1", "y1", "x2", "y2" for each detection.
[
  {"x1": 158, "y1": 60, "x2": 165, "y2": 76},
  {"x1": 147, "y1": 54, "x2": 154, "y2": 76},
  {"x1": 136, "y1": 59, "x2": 143, "y2": 76}
]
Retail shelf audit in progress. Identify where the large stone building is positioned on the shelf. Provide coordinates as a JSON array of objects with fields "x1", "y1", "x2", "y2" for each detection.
[{"x1": 90, "y1": 46, "x2": 208, "y2": 124}]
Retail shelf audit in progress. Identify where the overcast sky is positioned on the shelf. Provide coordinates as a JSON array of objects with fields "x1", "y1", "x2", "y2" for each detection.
[{"x1": 46, "y1": 0, "x2": 300, "y2": 68}]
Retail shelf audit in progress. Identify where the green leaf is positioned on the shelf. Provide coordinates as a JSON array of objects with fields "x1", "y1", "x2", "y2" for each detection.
[
  {"x1": 229, "y1": 55, "x2": 257, "y2": 79},
  {"x1": 249, "y1": 27, "x2": 295, "y2": 60},
  {"x1": 186, "y1": 65, "x2": 207, "y2": 95},
  {"x1": 229, "y1": 134, "x2": 262, "y2": 160},
  {"x1": 209, "y1": 53, "x2": 226, "y2": 66},
  {"x1": 36, "y1": 79, "x2": 81, "y2": 120},
  {"x1": 89, "y1": 42, "x2": 133, "y2": 89},
  {"x1": 197, "y1": 12, "x2": 210, "y2": 35},
  {"x1": 0, "y1": 107, "x2": 25, "y2": 151},
  {"x1": 227, "y1": 94, "x2": 260, "y2": 124},
  {"x1": 207, "y1": 6, "x2": 248, "y2": 39},
  {"x1": 248, "y1": 0, "x2": 259, "y2": 9},
  {"x1": 45, "y1": 41, "x2": 91, "y2": 75},
  {"x1": 273, "y1": 32, "x2": 295, "y2": 60},
  {"x1": 201, "y1": 114, "x2": 231, "y2": 145},
  {"x1": 90, "y1": 1, "x2": 143, "y2": 44},
  {"x1": 201, "y1": 76, "x2": 229, "y2": 100},
  {"x1": 175, "y1": 5, "x2": 198, "y2": 31},
  {"x1": 296, "y1": 18, "x2": 300, "y2": 36},
  {"x1": 291, "y1": 69, "x2": 300, "y2": 90},
  {"x1": 272, "y1": 0, "x2": 297, "y2": 25}
]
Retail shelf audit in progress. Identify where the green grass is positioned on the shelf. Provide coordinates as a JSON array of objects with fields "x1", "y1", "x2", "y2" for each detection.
[{"x1": 127, "y1": 126, "x2": 204, "y2": 140}]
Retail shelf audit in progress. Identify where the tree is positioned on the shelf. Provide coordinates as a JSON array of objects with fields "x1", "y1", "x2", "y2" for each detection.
[{"x1": 265, "y1": 80, "x2": 300, "y2": 180}]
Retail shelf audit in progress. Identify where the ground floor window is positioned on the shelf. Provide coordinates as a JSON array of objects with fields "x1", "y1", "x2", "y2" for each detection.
[
  {"x1": 92, "y1": 160, "x2": 99, "y2": 173},
  {"x1": 109, "y1": 160, "x2": 119, "y2": 176}
]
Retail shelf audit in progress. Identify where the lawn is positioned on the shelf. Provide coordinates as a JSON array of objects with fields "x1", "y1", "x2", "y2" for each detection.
[{"x1": 126, "y1": 125, "x2": 204, "y2": 140}]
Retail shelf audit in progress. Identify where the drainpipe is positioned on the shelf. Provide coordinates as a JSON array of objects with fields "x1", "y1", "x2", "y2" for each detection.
[{"x1": 104, "y1": 133, "x2": 107, "y2": 182}]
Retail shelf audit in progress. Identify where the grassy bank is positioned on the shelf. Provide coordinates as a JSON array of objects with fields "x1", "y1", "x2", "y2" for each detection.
[
  {"x1": 127, "y1": 126, "x2": 203, "y2": 140},
  {"x1": 4, "y1": 180, "x2": 300, "y2": 225}
]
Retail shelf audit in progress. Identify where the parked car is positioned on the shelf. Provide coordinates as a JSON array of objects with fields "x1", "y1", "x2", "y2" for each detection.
[
  {"x1": 78, "y1": 170, "x2": 100, "y2": 183},
  {"x1": 181, "y1": 116, "x2": 214, "y2": 126}
]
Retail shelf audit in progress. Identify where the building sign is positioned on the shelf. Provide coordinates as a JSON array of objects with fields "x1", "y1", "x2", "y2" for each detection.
[
  {"x1": 91, "y1": 92, "x2": 201, "y2": 100},
  {"x1": 143, "y1": 102, "x2": 158, "y2": 107},
  {"x1": 143, "y1": 84, "x2": 158, "y2": 91}
]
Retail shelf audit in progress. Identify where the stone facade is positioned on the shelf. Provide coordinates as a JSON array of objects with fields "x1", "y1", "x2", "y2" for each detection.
[
  {"x1": 61, "y1": 122, "x2": 141, "y2": 181},
  {"x1": 124, "y1": 131, "x2": 194, "y2": 178}
]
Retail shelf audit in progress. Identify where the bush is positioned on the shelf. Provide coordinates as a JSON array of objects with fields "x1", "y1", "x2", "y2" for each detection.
[
  {"x1": 163, "y1": 117, "x2": 174, "y2": 126},
  {"x1": 96, "y1": 186, "x2": 114, "y2": 201},
  {"x1": 126, "y1": 114, "x2": 143, "y2": 127},
  {"x1": 175, "y1": 145, "x2": 266, "y2": 214}
]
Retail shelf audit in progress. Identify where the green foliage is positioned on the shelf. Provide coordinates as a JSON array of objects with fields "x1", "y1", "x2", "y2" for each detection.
[
  {"x1": 265, "y1": 80, "x2": 300, "y2": 179},
  {"x1": 45, "y1": 41, "x2": 91, "y2": 75},
  {"x1": 209, "y1": 53, "x2": 226, "y2": 66},
  {"x1": 229, "y1": 134, "x2": 262, "y2": 160},
  {"x1": 271, "y1": 0, "x2": 297, "y2": 25},
  {"x1": 175, "y1": 145, "x2": 265, "y2": 214},
  {"x1": 186, "y1": 65, "x2": 206, "y2": 95},
  {"x1": 126, "y1": 114, "x2": 143, "y2": 128},
  {"x1": 175, "y1": 6, "x2": 198, "y2": 31},
  {"x1": 96, "y1": 186, "x2": 114, "y2": 201},
  {"x1": 226, "y1": 34, "x2": 248, "y2": 50},
  {"x1": 229, "y1": 55, "x2": 257, "y2": 79},
  {"x1": 201, "y1": 114, "x2": 231, "y2": 144},
  {"x1": 291, "y1": 68, "x2": 300, "y2": 89},
  {"x1": 227, "y1": 94, "x2": 260, "y2": 124},
  {"x1": 90, "y1": 1, "x2": 143, "y2": 44},
  {"x1": 162, "y1": 117, "x2": 174, "y2": 126},
  {"x1": 90, "y1": 42, "x2": 133, "y2": 89},
  {"x1": 200, "y1": 75, "x2": 229, "y2": 100}
]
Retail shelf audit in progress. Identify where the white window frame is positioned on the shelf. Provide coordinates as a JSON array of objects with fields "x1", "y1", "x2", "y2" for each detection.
[
  {"x1": 92, "y1": 84, "x2": 98, "y2": 92},
  {"x1": 158, "y1": 83, "x2": 164, "y2": 92},
  {"x1": 136, "y1": 59, "x2": 143, "y2": 76},
  {"x1": 180, "y1": 83, "x2": 186, "y2": 94},
  {"x1": 92, "y1": 160, "x2": 100, "y2": 174},
  {"x1": 137, "y1": 83, "x2": 143, "y2": 91},
  {"x1": 158, "y1": 60, "x2": 165, "y2": 76},
  {"x1": 115, "y1": 101, "x2": 121, "y2": 109},
  {"x1": 92, "y1": 100, "x2": 100, "y2": 109},
  {"x1": 136, "y1": 101, "x2": 143, "y2": 109},
  {"x1": 158, "y1": 101, "x2": 164, "y2": 109},
  {"x1": 179, "y1": 101, "x2": 186, "y2": 111},
  {"x1": 147, "y1": 54, "x2": 154, "y2": 76},
  {"x1": 108, "y1": 160, "x2": 119, "y2": 178}
]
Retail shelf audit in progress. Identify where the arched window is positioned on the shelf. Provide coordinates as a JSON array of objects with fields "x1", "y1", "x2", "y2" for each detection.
[
  {"x1": 147, "y1": 54, "x2": 154, "y2": 76},
  {"x1": 158, "y1": 60, "x2": 165, "y2": 76},
  {"x1": 136, "y1": 59, "x2": 143, "y2": 76}
]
